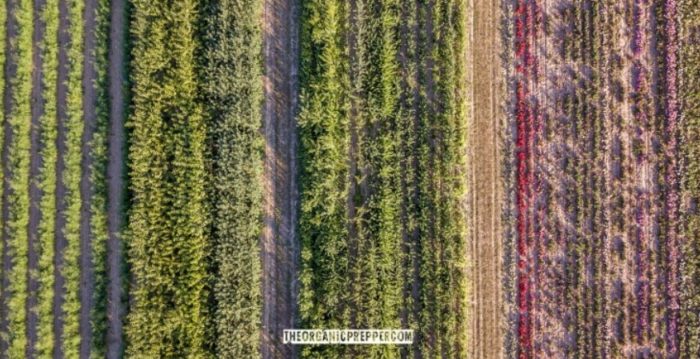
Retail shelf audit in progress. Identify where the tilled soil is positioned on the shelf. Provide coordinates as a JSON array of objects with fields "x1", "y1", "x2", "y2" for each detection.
[
  {"x1": 106, "y1": 0, "x2": 126, "y2": 356},
  {"x1": 79, "y1": 0, "x2": 99, "y2": 356},
  {"x1": 468, "y1": 0, "x2": 504, "y2": 358},
  {"x1": 261, "y1": 0, "x2": 300, "y2": 357}
]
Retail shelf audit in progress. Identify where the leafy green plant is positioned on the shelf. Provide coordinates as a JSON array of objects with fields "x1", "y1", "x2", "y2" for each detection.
[
  {"x1": 35, "y1": 0, "x2": 59, "y2": 357},
  {"x1": 125, "y1": 0, "x2": 210, "y2": 356},
  {"x1": 200, "y1": 0, "x2": 264, "y2": 356},
  {"x1": 4, "y1": 0, "x2": 32, "y2": 355}
]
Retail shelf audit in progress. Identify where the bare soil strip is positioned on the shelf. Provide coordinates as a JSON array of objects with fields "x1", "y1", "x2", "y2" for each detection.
[
  {"x1": 28, "y1": 0, "x2": 46, "y2": 353},
  {"x1": 468, "y1": 0, "x2": 503, "y2": 358},
  {"x1": 106, "y1": 0, "x2": 126, "y2": 356},
  {"x1": 80, "y1": 0, "x2": 98, "y2": 356},
  {"x1": 261, "y1": 0, "x2": 300, "y2": 357}
]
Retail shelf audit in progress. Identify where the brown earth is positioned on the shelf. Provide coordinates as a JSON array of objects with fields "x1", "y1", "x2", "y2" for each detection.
[
  {"x1": 106, "y1": 0, "x2": 126, "y2": 356},
  {"x1": 261, "y1": 0, "x2": 300, "y2": 357},
  {"x1": 80, "y1": 0, "x2": 99, "y2": 356},
  {"x1": 467, "y1": 0, "x2": 504, "y2": 358}
]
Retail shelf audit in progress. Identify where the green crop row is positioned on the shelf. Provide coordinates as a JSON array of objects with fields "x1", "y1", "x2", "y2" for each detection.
[
  {"x1": 125, "y1": 0, "x2": 209, "y2": 356},
  {"x1": 297, "y1": 0, "x2": 467, "y2": 357},
  {"x1": 297, "y1": 0, "x2": 351, "y2": 356},
  {"x1": 349, "y1": 0, "x2": 403, "y2": 358},
  {"x1": 418, "y1": 1, "x2": 467, "y2": 356},
  {"x1": 200, "y1": 0, "x2": 265, "y2": 357},
  {"x1": 681, "y1": 0, "x2": 700, "y2": 355},
  {"x1": 60, "y1": 0, "x2": 86, "y2": 356},
  {"x1": 89, "y1": 0, "x2": 111, "y2": 356},
  {"x1": 35, "y1": 0, "x2": 59, "y2": 357},
  {"x1": 3, "y1": 0, "x2": 32, "y2": 356}
]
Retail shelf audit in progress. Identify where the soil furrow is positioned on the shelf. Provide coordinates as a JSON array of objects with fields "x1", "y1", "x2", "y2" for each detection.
[
  {"x1": 106, "y1": 0, "x2": 125, "y2": 356},
  {"x1": 79, "y1": 0, "x2": 98, "y2": 356},
  {"x1": 469, "y1": 0, "x2": 504, "y2": 357},
  {"x1": 261, "y1": 0, "x2": 300, "y2": 357}
]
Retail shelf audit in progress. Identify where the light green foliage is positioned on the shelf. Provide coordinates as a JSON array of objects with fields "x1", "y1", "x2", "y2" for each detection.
[
  {"x1": 3, "y1": 0, "x2": 32, "y2": 356},
  {"x1": 60, "y1": 0, "x2": 86, "y2": 356},
  {"x1": 125, "y1": 0, "x2": 210, "y2": 357},
  {"x1": 36, "y1": 0, "x2": 59, "y2": 357}
]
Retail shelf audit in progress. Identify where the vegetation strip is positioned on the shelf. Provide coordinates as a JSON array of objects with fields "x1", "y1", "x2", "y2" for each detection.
[
  {"x1": 4, "y1": 0, "x2": 32, "y2": 355},
  {"x1": 681, "y1": 0, "x2": 700, "y2": 355},
  {"x1": 88, "y1": 0, "x2": 110, "y2": 356},
  {"x1": 125, "y1": 0, "x2": 209, "y2": 356},
  {"x1": 37, "y1": 0, "x2": 59, "y2": 356},
  {"x1": 201, "y1": 0, "x2": 265, "y2": 356}
]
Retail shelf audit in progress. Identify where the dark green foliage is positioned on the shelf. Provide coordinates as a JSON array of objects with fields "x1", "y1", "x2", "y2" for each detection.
[
  {"x1": 200, "y1": 0, "x2": 264, "y2": 357},
  {"x1": 297, "y1": 0, "x2": 351, "y2": 357},
  {"x1": 297, "y1": 0, "x2": 468, "y2": 357},
  {"x1": 125, "y1": 0, "x2": 210, "y2": 356},
  {"x1": 89, "y1": 0, "x2": 111, "y2": 356}
]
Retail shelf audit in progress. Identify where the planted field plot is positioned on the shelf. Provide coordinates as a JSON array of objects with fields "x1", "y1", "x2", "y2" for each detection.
[
  {"x1": 501, "y1": 0, "x2": 699, "y2": 357},
  {"x1": 0, "y1": 0, "x2": 699, "y2": 358}
]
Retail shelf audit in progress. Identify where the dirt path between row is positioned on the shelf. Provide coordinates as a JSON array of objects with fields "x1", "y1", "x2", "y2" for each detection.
[
  {"x1": 467, "y1": 0, "x2": 503, "y2": 357},
  {"x1": 106, "y1": 0, "x2": 126, "y2": 356},
  {"x1": 28, "y1": 0, "x2": 46, "y2": 354},
  {"x1": 261, "y1": 0, "x2": 300, "y2": 357},
  {"x1": 79, "y1": 0, "x2": 98, "y2": 356}
]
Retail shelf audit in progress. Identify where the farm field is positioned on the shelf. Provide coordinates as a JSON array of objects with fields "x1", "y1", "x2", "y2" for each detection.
[{"x1": 0, "y1": 0, "x2": 697, "y2": 358}]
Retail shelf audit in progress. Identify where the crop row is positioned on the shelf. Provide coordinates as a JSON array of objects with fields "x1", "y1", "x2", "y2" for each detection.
[
  {"x1": 297, "y1": 0, "x2": 352, "y2": 357},
  {"x1": 297, "y1": 0, "x2": 467, "y2": 357},
  {"x1": 681, "y1": 0, "x2": 700, "y2": 355},
  {"x1": 125, "y1": 0, "x2": 209, "y2": 356},
  {"x1": 60, "y1": 0, "x2": 87, "y2": 356},
  {"x1": 87, "y1": 0, "x2": 111, "y2": 356},
  {"x1": 200, "y1": 0, "x2": 265, "y2": 357},
  {"x1": 3, "y1": 0, "x2": 32, "y2": 356},
  {"x1": 0, "y1": 0, "x2": 113, "y2": 356},
  {"x1": 36, "y1": 0, "x2": 59, "y2": 356}
]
